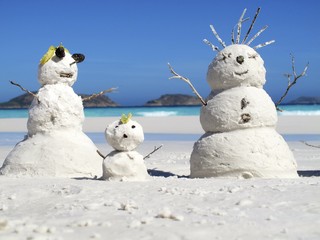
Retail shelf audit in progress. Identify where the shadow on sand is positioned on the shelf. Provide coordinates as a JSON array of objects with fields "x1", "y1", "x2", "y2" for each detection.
[
  {"x1": 148, "y1": 169, "x2": 189, "y2": 179},
  {"x1": 73, "y1": 170, "x2": 189, "y2": 180},
  {"x1": 298, "y1": 170, "x2": 320, "y2": 177},
  {"x1": 73, "y1": 170, "x2": 320, "y2": 180}
]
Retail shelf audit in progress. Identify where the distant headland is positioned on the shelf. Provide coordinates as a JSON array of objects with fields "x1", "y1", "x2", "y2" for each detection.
[
  {"x1": 145, "y1": 94, "x2": 201, "y2": 106},
  {"x1": 0, "y1": 93, "x2": 319, "y2": 109},
  {"x1": 286, "y1": 96, "x2": 320, "y2": 105},
  {"x1": 0, "y1": 93, "x2": 118, "y2": 109}
]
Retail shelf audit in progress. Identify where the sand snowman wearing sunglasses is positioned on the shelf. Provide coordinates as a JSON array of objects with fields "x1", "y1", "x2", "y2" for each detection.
[{"x1": 1, "y1": 45, "x2": 102, "y2": 177}]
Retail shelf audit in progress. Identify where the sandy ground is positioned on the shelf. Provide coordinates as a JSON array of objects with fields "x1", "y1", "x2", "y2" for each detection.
[
  {"x1": 0, "y1": 115, "x2": 320, "y2": 134},
  {"x1": 0, "y1": 116, "x2": 320, "y2": 239}
]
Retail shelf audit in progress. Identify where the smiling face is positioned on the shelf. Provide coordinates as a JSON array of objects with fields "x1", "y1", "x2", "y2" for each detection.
[
  {"x1": 105, "y1": 119, "x2": 144, "y2": 151},
  {"x1": 207, "y1": 44, "x2": 266, "y2": 91},
  {"x1": 38, "y1": 51, "x2": 78, "y2": 86}
]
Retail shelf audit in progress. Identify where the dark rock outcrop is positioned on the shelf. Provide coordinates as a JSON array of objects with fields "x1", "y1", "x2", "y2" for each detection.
[
  {"x1": 0, "y1": 93, "x2": 35, "y2": 108},
  {"x1": 287, "y1": 96, "x2": 320, "y2": 105},
  {"x1": 81, "y1": 94, "x2": 118, "y2": 107},
  {"x1": 0, "y1": 92, "x2": 118, "y2": 109},
  {"x1": 145, "y1": 94, "x2": 201, "y2": 106}
]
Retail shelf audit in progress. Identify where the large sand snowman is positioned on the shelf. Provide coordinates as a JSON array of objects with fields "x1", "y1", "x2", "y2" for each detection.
[
  {"x1": 0, "y1": 45, "x2": 102, "y2": 177},
  {"x1": 169, "y1": 8, "x2": 298, "y2": 178}
]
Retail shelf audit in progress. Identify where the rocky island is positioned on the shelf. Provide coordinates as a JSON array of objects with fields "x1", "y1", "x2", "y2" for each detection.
[
  {"x1": 145, "y1": 94, "x2": 201, "y2": 106},
  {"x1": 0, "y1": 92, "x2": 118, "y2": 108},
  {"x1": 287, "y1": 96, "x2": 320, "y2": 105}
]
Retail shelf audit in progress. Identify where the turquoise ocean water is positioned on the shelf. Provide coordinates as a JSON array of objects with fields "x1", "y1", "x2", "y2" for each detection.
[
  {"x1": 0, "y1": 105, "x2": 320, "y2": 119},
  {"x1": 0, "y1": 105, "x2": 319, "y2": 146}
]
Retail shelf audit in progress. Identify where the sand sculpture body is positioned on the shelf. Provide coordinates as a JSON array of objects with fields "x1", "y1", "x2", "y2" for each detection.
[
  {"x1": 102, "y1": 114, "x2": 149, "y2": 181},
  {"x1": 171, "y1": 9, "x2": 298, "y2": 178},
  {"x1": 0, "y1": 45, "x2": 102, "y2": 177}
]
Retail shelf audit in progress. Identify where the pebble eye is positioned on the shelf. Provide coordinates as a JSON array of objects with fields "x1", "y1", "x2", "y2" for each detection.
[
  {"x1": 55, "y1": 46, "x2": 65, "y2": 59},
  {"x1": 115, "y1": 126, "x2": 118, "y2": 128},
  {"x1": 236, "y1": 55, "x2": 244, "y2": 64},
  {"x1": 132, "y1": 125, "x2": 136, "y2": 129},
  {"x1": 71, "y1": 53, "x2": 85, "y2": 63}
]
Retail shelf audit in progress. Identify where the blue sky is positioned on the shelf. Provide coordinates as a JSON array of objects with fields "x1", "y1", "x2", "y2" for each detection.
[{"x1": 0, "y1": 0, "x2": 319, "y2": 106}]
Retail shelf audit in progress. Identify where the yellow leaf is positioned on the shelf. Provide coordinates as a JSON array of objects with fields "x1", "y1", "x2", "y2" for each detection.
[
  {"x1": 39, "y1": 46, "x2": 56, "y2": 65},
  {"x1": 120, "y1": 113, "x2": 132, "y2": 124}
]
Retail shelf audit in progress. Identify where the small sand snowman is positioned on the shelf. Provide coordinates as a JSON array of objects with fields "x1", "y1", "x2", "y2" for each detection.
[
  {"x1": 0, "y1": 44, "x2": 104, "y2": 177},
  {"x1": 169, "y1": 8, "x2": 298, "y2": 178},
  {"x1": 101, "y1": 113, "x2": 149, "y2": 181}
]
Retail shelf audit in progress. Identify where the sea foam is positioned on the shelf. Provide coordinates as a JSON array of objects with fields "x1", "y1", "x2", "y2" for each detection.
[{"x1": 136, "y1": 111, "x2": 178, "y2": 117}]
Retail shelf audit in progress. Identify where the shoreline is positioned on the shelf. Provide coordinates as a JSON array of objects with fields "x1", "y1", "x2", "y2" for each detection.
[{"x1": 0, "y1": 115, "x2": 319, "y2": 134}]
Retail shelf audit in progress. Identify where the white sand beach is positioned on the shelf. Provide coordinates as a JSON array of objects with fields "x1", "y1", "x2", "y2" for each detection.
[{"x1": 0, "y1": 116, "x2": 320, "y2": 239}]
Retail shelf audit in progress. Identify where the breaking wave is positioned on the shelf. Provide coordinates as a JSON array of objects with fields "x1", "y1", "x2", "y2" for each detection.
[
  {"x1": 1, "y1": 105, "x2": 319, "y2": 118},
  {"x1": 278, "y1": 105, "x2": 320, "y2": 116},
  {"x1": 278, "y1": 110, "x2": 320, "y2": 116},
  {"x1": 136, "y1": 111, "x2": 178, "y2": 117}
]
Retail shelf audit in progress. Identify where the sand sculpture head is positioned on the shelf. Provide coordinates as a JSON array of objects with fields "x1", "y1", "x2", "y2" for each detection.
[
  {"x1": 105, "y1": 113, "x2": 144, "y2": 151},
  {"x1": 207, "y1": 44, "x2": 266, "y2": 90},
  {"x1": 203, "y1": 8, "x2": 274, "y2": 92},
  {"x1": 38, "y1": 44, "x2": 85, "y2": 86}
]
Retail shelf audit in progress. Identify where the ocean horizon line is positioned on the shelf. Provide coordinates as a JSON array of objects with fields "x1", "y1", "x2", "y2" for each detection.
[
  {"x1": 0, "y1": 103, "x2": 320, "y2": 110},
  {"x1": 0, "y1": 104, "x2": 320, "y2": 118}
]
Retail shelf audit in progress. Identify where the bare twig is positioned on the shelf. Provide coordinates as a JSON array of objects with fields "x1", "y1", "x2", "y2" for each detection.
[
  {"x1": 301, "y1": 141, "x2": 320, "y2": 148},
  {"x1": 231, "y1": 27, "x2": 235, "y2": 44},
  {"x1": 231, "y1": 18, "x2": 249, "y2": 44},
  {"x1": 253, "y1": 40, "x2": 275, "y2": 50},
  {"x1": 236, "y1": 8, "x2": 247, "y2": 44},
  {"x1": 10, "y1": 81, "x2": 39, "y2": 103},
  {"x1": 82, "y1": 88, "x2": 117, "y2": 102},
  {"x1": 275, "y1": 55, "x2": 309, "y2": 111},
  {"x1": 242, "y1": 7, "x2": 261, "y2": 44},
  {"x1": 203, "y1": 39, "x2": 220, "y2": 52},
  {"x1": 168, "y1": 63, "x2": 207, "y2": 106},
  {"x1": 143, "y1": 145, "x2": 163, "y2": 160},
  {"x1": 97, "y1": 150, "x2": 106, "y2": 159},
  {"x1": 209, "y1": 25, "x2": 226, "y2": 48},
  {"x1": 246, "y1": 25, "x2": 268, "y2": 46}
]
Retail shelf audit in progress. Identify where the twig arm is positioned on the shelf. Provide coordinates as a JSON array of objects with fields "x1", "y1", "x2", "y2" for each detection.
[
  {"x1": 144, "y1": 145, "x2": 163, "y2": 160},
  {"x1": 168, "y1": 63, "x2": 207, "y2": 106},
  {"x1": 301, "y1": 141, "x2": 320, "y2": 149},
  {"x1": 97, "y1": 150, "x2": 106, "y2": 159},
  {"x1": 10, "y1": 81, "x2": 39, "y2": 103},
  {"x1": 275, "y1": 55, "x2": 309, "y2": 111},
  {"x1": 82, "y1": 88, "x2": 117, "y2": 102}
]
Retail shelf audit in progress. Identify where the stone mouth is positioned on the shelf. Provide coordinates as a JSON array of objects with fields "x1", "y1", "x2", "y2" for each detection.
[
  {"x1": 60, "y1": 72, "x2": 73, "y2": 78},
  {"x1": 234, "y1": 70, "x2": 249, "y2": 76}
]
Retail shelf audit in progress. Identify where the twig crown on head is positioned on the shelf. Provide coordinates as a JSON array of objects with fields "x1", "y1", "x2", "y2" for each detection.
[{"x1": 203, "y1": 7, "x2": 275, "y2": 52}]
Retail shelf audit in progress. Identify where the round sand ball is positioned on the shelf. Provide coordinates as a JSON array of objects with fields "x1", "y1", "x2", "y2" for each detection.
[
  {"x1": 38, "y1": 51, "x2": 78, "y2": 86},
  {"x1": 102, "y1": 151, "x2": 149, "y2": 181},
  {"x1": 200, "y1": 87, "x2": 277, "y2": 132},
  {"x1": 190, "y1": 128, "x2": 298, "y2": 178},
  {"x1": 207, "y1": 44, "x2": 266, "y2": 91},
  {"x1": 27, "y1": 84, "x2": 84, "y2": 136},
  {"x1": 105, "y1": 119, "x2": 144, "y2": 151}
]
